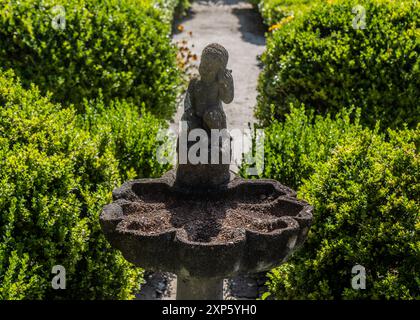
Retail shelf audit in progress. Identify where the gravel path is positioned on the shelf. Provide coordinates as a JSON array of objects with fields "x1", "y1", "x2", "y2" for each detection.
[{"x1": 137, "y1": 0, "x2": 267, "y2": 300}]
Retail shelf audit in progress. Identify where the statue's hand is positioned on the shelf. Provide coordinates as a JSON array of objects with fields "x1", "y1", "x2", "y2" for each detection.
[
  {"x1": 217, "y1": 68, "x2": 234, "y2": 104},
  {"x1": 217, "y1": 68, "x2": 233, "y2": 88}
]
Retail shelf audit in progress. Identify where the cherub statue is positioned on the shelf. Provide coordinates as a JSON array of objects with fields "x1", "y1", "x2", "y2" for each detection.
[
  {"x1": 182, "y1": 43, "x2": 234, "y2": 132},
  {"x1": 176, "y1": 43, "x2": 234, "y2": 188}
]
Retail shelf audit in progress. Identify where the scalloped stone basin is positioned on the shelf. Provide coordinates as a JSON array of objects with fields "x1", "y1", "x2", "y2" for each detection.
[{"x1": 100, "y1": 171, "x2": 313, "y2": 287}]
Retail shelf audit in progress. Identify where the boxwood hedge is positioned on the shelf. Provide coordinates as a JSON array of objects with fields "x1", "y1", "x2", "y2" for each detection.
[
  {"x1": 264, "y1": 124, "x2": 419, "y2": 299},
  {"x1": 256, "y1": 0, "x2": 420, "y2": 130},
  {"x1": 77, "y1": 97, "x2": 172, "y2": 181},
  {"x1": 0, "y1": 0, "x2": 180, "y2": 118},
  {"x1": 251, "y1": 0, "x2": 316, "y2": 26},
  {"x1": 0, "y1": 70, "x2": 169, "y2": 299},
  {"x1": 156, "y1": 0, "x2": 191, "y2": 22},
  {"x1": 241, "y1": 105, "x2": 365, "y2": 190}
]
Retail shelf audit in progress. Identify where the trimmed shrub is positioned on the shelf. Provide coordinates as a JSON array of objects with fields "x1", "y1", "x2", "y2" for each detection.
[
  {"x1": 241, "y1": 105, "x2": 366, "y2": 191},
  {"x1": 0, "y1": 0, "x2": 180, "y2": 118},
  {"x1": 156, "y1": 0, "x2": 191, "y2": 22},
  {"x1": 256, "y1": 0, "x2": 420, "y2": 130},
  {"x1": 77, "y1": 98, "x2": 171, "y2": 181},
  {"x1": 0, "y1": 70, "x2": 168, "y2": 299},
  {"x1": 253, "y1": 0, "x2": 317, "y2": 26},
  {"x1": 264, "y1": 125, "x2": 420, "y2": 299}
]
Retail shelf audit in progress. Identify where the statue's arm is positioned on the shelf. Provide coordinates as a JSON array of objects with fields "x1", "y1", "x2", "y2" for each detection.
[{"x1": 218, "y1": 69, "x2": 234, "y2": 104}]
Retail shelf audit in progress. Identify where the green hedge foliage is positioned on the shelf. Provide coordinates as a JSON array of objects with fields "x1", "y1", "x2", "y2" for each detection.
[
  {"x1": 265, "y1": 124, "x2": 419, "y2": 299},
  {"x1": 156, "y1": 0, "x2": 191, "y2": 22},
  {"x1": 252, "y1": 0, "x2": 317, "y2": 26},
  {"x1": 77, "y1": 98, "x2": 172, "y2": 181},
  {"x1": 242, "y1": 105, "x2": 365, "y2": 190},
  {"x1": 0, "y1": 0, "x2": 180, "y2": 119},
  {"x1": 256, "y1": 0, "x2": 420, "y2": 130},
  {"x1": 0, "y1": 70, "x2": 169, "y2": 299}
]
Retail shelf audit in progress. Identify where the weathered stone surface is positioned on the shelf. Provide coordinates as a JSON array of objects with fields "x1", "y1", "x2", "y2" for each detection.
[
  {"x1": 176, "y1": 43, "x2": 234, "y2": 188},
  {"x1": 99, "y1": 43, "x2": 313, "y2": 300},
  {"x1": 100, "y1": 169, "x2": 312, "y2": 279}
]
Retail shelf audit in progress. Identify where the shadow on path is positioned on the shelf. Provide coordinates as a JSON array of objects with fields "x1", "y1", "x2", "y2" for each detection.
[{"x1": 232, "y1": 6, "x2": 266, "y2": 45}]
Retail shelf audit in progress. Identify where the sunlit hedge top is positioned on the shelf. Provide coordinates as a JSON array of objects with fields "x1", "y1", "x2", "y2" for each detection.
[
  {"x1": 0, "y1": 0, "x2": 180, "y2": 118},
  {"x1": 257, "y1": 0, "x2": 420, "y2": 130},
  {"x1": 252, "y1": 0, "x2": 316, "y2": 26}
]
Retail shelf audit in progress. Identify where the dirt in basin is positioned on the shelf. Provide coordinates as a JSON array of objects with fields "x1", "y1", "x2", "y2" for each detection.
[{"x1": 119, "y1": 198, "x2": 293, "y2": 244}]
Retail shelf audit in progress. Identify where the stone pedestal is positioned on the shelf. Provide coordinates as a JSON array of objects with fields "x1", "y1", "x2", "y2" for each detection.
[{"x1": 176, "y1": 277, "x2": 223, "y2": 300}]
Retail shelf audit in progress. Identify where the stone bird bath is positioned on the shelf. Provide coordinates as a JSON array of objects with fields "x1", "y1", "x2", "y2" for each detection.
[{"x1": 100, "y1": 43, "x2": 313, "y2": 300}]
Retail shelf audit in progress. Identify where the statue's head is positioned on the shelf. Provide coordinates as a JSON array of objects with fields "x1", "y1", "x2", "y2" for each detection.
[{"x1": 199, "y1": 43, "x2": 228, "y2": 83}]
